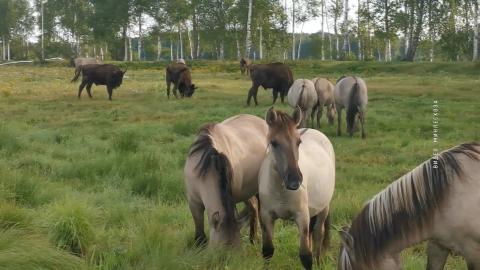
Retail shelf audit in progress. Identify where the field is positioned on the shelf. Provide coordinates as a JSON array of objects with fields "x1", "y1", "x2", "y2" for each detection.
[{"x1": 0, "y1": 61, "x2": 479, "y2": 270}]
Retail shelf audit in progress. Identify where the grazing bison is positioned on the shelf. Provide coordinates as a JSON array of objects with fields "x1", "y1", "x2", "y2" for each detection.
[
  {"x1": 166, "y1": 62, "x2": 196, "y2": 98},
  {"x1": 71, "y1": 64, "x2": 126, "y2": 101},
  {"x1": 247, "y1": 63, "x2": 293, "y2": 106},
  {"x1": 240, "y1": 57, "x2": 252, "y2": 75}
]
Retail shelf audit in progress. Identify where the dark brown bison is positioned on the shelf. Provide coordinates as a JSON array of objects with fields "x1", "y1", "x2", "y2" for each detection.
[
  {"x1": 240, "y1": 57, "x2": 252, "y2": 75},
  {"x1": 71, "y1": 64, "x2": 126, "y2": 101},
  {"x1": 247, "y1": 63, "x2": 294, "y2": 106},
  {"x1": 166, "y1": 62, "x2": 196, "y2": 98}
]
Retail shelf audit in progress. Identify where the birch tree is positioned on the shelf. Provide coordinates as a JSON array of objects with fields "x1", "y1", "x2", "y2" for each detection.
[{"x1": 245, "y1": 0, "x2": 253, "y2": 57}]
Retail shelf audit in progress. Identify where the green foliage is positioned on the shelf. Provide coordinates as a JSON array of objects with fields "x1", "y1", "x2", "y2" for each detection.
[{"x1": 47, "y1": 201, "x2": 95, "y2": 257}]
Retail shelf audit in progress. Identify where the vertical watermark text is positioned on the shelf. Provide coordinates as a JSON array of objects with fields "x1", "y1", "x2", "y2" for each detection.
[{"x1": 432, "y1": 100, "x2": 440, "y2": 168}]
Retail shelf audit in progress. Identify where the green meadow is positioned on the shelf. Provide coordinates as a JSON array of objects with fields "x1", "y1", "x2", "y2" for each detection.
[{"x1": 0, "y1": 61, "x2": 478, "y2": 269}]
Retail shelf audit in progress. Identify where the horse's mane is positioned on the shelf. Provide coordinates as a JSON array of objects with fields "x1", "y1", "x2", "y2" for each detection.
[
  {"x1": 188, "y1": 124, "x2": 237, "y2": 234},
  {"x1": 346, "y1": 142, "x2": 480, "y2": 269}
]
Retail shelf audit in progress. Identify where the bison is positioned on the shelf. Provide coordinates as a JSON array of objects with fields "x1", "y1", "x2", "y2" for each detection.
[
  {"x1": 71, "y1": 64, "x2": 126, "y2": 101},
  {"x1": 240, "y1": 57, "x2": 252, "y2": 75},
  {"x1": 247, "y1": 62, "x2": 293, "y2": 106},
  {"x1": 165, "y1": 62, "x2": 196, "y2": 98}
]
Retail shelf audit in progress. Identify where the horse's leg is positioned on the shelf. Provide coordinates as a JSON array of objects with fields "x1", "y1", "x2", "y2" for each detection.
[
  {"x1": 295, "y1": 211, "x2": 312, "y2": 270},
  {"x1": 86, "y1": 82, "x2": 93, "y2": 98},
  {"x1": 188, "y1": 200, "x2": 207, "y2": 247},
  {"x1": 311, "y1": 104, "x2": 318, "y2": 128},
  {"x1": 337, "y1": 106, "x2": 342, "y2": 136},
  {"x1": 247, "y1": 84, "x2": 259, "y2": 106},
  {"x1": 317, "y1": 102, "x2": 324, "y2": 129},
  {"x1": 260, "y1": 208, "x2": 276, "y2": 261},
  {"x1": 359, "y1": 110, "x2": 366, "y2": 139},
  {"x1": 107, "y1": 86, "x2": 113, "y2": 101},
  {"x1": 272, "y1": 89, "x2": 279, "y2": 105},
  {"x1": 312, "y1": 207, "x2": 329, "y2": 265},
  {"x1": 426, "y1": 241, "x2": 449, "y2": 270},
  {"x1": 245, "y1": 196, "x2": 259, "y2": 244},
  {"x1": 78, "y1": 79, "x2": 87, "y2": 99}
]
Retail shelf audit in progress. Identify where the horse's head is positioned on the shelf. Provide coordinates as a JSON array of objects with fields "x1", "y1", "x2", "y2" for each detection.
[
  {"x1": 327, "y1": 104, "x2": 336, "y2": 125},
  {"x1": 265, "y1": 107, "x2": 303, "y2": 191},
  {"x1": 208, "y1": 209, "x2": 241, "y2": 248}
]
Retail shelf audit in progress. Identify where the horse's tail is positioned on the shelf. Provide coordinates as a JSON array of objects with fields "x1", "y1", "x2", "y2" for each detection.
[
  {"x1": 296, "y1": 79, "x2": 306, "y2": 110},
  {"x1": 189, "y1": 125, "x2": 236, "y2": 232},
  {"x1": 71, "y1": 66, "x2": 82, "y2": 83},
  {"x1": 322, "y1": 212, "x2": 331, "y2": 250},
  {"x1": 346, "y1": 77, "x2": 360, "y2": 132}
]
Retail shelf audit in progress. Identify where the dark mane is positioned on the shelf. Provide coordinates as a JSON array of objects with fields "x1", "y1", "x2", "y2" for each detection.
[
  {"x1": 347, "y1": 142, "x2": 480, "y2": 268},
  {"x1": 188, "y1": 124, "x2": 237, "y2": 234}
]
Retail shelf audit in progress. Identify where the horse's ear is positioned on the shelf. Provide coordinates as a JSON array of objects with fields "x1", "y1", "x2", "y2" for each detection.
[
  {"x1": 292, "y1": 106, "x2": 303, "y2": 127},
  {"x1": 339, "y1": 226, "x2": 354, "y2": 250},
  {"x1": 265, "y1": 107, "x2": 277, "y2": 126}
]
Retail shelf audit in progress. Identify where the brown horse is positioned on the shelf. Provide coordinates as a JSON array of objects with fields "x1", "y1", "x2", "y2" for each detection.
[
  {"x1": 338, "y1": 142, "x2": 480, "y2": 270},
  {"x1": 184, "y1": 114, "x2": 268, "y2": 247},
  {"x1": 312, "y1": 77, "x2": 336, "y2": 128},
  {"x1": 259, "y1": 107, "x2": 335, "y2": 270}
]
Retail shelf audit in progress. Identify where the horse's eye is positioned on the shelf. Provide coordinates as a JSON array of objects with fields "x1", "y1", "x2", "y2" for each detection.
[
  {"x1": 271, "y1": 140, "x2": 279, "y2": 148},
  {"x1": 297, "y1": 139, "x2": 302, "y2": 146}
]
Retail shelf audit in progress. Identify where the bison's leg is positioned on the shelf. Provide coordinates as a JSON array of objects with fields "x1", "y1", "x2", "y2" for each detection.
[
  {"x1": 86, "y1": 82, "x2": 93, "y2": 98},
  {"x1": 247, "y1": 84, "x2": 260, "y2": 106},
  {"x1": 166, "y1": 80, "x2": 171, "y2": 99},
  {"x1": 107, "y1": 86, "x2": 113, "y2": 101},
  {"x1": 272, "y1": 89, "x2": 279, "y2": 104},
  {"x1": 78, "y1": 80, "x2": 88, "y2": 99},
  {"x1": 173, "y1": 83, "x2": 179, "y2": 99},
  {"x1": 280, "y1": 89, "x2": 286, "y2": 103}
]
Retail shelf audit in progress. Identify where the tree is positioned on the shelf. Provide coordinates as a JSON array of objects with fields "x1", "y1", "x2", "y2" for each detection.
[
  {"x1": 245, "y1": 0, "x2": 253, "y2": 57},
  {"x1": 473, "y1": 0, "x2": 479, "y2": 60},
  {"x1": 329, "y1": 0, "x2": 343, "y2": 59},
  {"x1": 404, "y1": 0, "x2": 426, "y2": 61}
]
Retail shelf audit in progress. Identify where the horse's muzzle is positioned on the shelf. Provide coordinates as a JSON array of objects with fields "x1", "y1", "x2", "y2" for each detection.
[{"x1": 285, "y1": 170, "x2": 303, "y2": 191}]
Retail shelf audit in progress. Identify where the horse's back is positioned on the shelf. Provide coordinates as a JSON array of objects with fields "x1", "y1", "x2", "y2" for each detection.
[
  {"x1": 313, "y1": 77, "x2": 334, "y2": 104},
  {"x1": 334, "y1": 76, "x2": 368, "y2": 109},
  {"x1": 298, "y1": 129, "x2": 335, "y2": 215},
  {"x1": 287, "y1": 79, "x2": 317, "y2": 109}
]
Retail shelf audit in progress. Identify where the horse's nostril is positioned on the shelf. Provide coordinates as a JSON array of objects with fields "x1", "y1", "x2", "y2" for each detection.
[{"x1": 286, "y1": 182, "x2": 300, "y2": 190}]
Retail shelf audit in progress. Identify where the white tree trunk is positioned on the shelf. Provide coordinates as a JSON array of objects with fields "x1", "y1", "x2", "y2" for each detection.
[
  {"x1": 321, "y1": 0, "x2": 325, "y2": 60},
  {"x1": 187, "y1": 26, "x2": 193, "y2": 59},
  {"x1": 170, "y1": 39, "x2": 173, "y2": 61},
  {"x1": 100, "y1": 47, "x2": 104, "y2": 61},
  {"x1": 292, "y1": 0, "x2": 296, "y2": 60},
  {"x1": 138, "y1": 13, "x2": 142, "y2": 61},
  {"x1": 259, "y1": 25, "x2": 263, "y2": 59},
  {"x1": 196, "y1": 35, "x2": 200, "y2": 58},
  {"x1": 129, "y1": 37, "x2": 133, "y2": 61},
  {"x1": 342, "y1": 0, "x2": 349, "y2": 56},
  {"x1": 2, "y1": 36, "x2": 5, "y2": 61},
  {"x1": 245, "y1": 0, "x2": 253, "y2": 57},
  {"x1": 124, "y1": 28, "x2": 128, "y2": 61},
  {"x1": 236, "y1": 33, "x2": 241, "y2": 59},
  {"x1": 473, "y1": 1, "x2": 478, "y2": 60},
  {"x1": 7, "y1": 40, "x2": 10, "y2": 61},
  {"x1": 385, "y1": 38, "x2": 391, "y2": 62},
  {"x1": 179, "y1": 26, "x2": 184, "y2": 59},
  {"x1": 357, "y1": 0, "x2": 362, "y2": 60},
  {"x1": 157, "y1": 35, "x2": 162, "y2": 61},
  {"x1": 93, "y1": 46, "x2": 96, "y2": 58}
]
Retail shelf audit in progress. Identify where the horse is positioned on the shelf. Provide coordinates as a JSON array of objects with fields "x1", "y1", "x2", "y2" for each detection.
[
  {"x1": 312, "y1": 77, "x2": 336, "y2": 128},
  {"x1": 184, "y1": 114, "x2": 269, "y2": 247},
  {"x1": 259, "y1": 107, "x2": 335, "y2": 270},
  {"x1": 287, "y1": 79, "x2": 318, "y2": 128},
  {"x1": 338, "y1": 142, "x2": 480, "y2": 270},
  {"x1": 334, "y1": 76, "x2": 368, "y2": 138}
]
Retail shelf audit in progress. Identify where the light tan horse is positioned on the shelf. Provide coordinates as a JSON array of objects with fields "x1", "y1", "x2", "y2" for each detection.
[
  {"x1": 287, "y1": 79, "x2": 318, "y2": 128},
  {"x1": 334, "y1": 76, "x2": 368, "y2": 138},
  {"x1": 184, "y1": 114, "x2": 268, "y2": 247},
  {"x1": 338, "y1": 142, "x2": 480, "y2": 270},
  {"x1": 312, "y1": 77, "x2": 336, "y2": 128},
  {"x1": 259, "y1": 107, "x2": 335, "y2": 270}
]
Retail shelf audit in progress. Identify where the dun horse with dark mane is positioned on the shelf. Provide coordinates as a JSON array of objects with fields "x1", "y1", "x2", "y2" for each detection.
[
  {"x1": 334, "y1": 76, "x2": 368, "y2": 138},
  {"x1": 184, "y1": 114, "x2": 268, "y2": 246},
  {"x1": 338, "y1": 142, "x2": 480, "y2": 270}
]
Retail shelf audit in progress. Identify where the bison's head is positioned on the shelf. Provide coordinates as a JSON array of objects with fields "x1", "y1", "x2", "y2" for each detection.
[
  {"x1": 185, "y1": 84, "x2": 197, "y2": 97},
  {"x1": 112, "y1": 69, "x2": 127, "y2": 88}
]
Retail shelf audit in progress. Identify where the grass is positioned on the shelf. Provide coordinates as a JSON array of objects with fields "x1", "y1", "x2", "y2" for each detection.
[{"x1": 0, "y1": 61, "x2": 478, "y2": 269}]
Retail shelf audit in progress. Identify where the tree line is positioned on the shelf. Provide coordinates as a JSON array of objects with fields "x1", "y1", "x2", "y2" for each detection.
[{"x1": 0, "y1": 0, "x2": 478, "y2": 62}]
